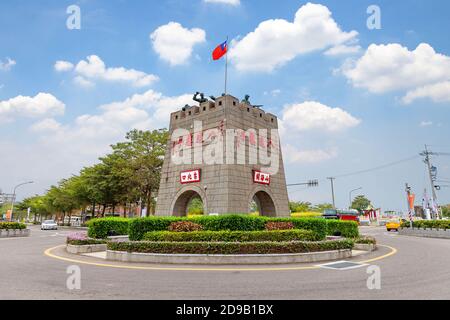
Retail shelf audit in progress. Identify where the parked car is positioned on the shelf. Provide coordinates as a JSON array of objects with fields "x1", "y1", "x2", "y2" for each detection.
[{"x1": 41, "y1": 220, "x2": 58, "y2": 230}]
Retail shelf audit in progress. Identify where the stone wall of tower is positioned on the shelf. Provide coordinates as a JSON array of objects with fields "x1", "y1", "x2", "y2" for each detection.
[{"x1": 154, "y1": 94, "x2": 290, "y2": 217}]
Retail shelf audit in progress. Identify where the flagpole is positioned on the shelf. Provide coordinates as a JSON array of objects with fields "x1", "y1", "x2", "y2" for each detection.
[{"x1": 224, "y1": 36, "x2": 228, "y2": 96}]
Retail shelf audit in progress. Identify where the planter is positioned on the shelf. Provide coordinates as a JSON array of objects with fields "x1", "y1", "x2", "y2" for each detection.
[
  {"x1": 107, "y1": 235, "x2": 129, "y2": 242},
  {"x1": 106, "y1": 249, "x2": 352, "y2": 265},
  {"x1": 66, "y1": 243, "x2": 107, "y2": 254},
  {"x1": 399, "y1": 227, "x2": 450, "y2": 239},
  {"x1": 353, "y1": 243, "x2": 376, "y2": 251},
  {"x1": 0, "y1": 229, "x2": 30, "y2": 238}
]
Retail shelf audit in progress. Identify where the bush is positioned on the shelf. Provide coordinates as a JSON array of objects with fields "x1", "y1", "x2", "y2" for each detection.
[
  {"x1": 129, "y1": 215, "x2": 327, "y2": 241},
  {"x1": 291, "y1": 212, "x2": 322, "y2": 218},
  {"x1": 87, "y1": 217, "x2": 130, "y2": 239},
  {"x1": 66, "y1": 231, "x2": 106, "y2": 245},
  {"x1": 402, "y1": 220, "x2": 450, "y2": 230},
  {"x1": 192, "y1": 214, "x2": 267, "y2": 232},
  {"x1": 168, "y1": 221, "x2": 203, "y2": 232},
  {"x1": 0, "y1": 222, "x2": 26, "y2": 230},
  {"x1": 107, "y1": 239, "x2": 354, "y2": 255},
  {"x1": 143, "y1": 229, "x2": 321, "y2": 242},
  {"x1": 129, "y1": 216, "x2": 183, "y2": 240},
  {"x1": 326, "y1": 220, "x2": 359, "y2": 238},
  {"x1": 354, "y1": 236, "x2": 376, "y2": 245}
]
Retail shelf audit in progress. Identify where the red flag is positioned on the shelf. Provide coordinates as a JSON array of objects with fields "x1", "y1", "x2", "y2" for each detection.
[{"x1": 212, "y1": 40, "x2": 228, "y2": 60}]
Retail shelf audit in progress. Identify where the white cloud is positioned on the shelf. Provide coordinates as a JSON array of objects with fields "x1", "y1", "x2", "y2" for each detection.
[
  {"x1": 324, "y1": 44, "x2": 361, "y2": 56},
  {"x1": 54, "y1": 60, "x2": 74, "y2": 72},
  {"x1": 343, "y1": 43, "x2": 450, "y2": 100},
  {"x1": 150, "y1": 22, "x2": 206, "y2": 66},
  {"x1": 31, "y1": 118, "x2": 62, "y2": 132},
  {"x1": 419, "y1": 121, "x2": 433, "y2": 127},
  {"x1": 204, "y1": 0, "x2": 240, "y2": 5},
  {"x1": 55, "y1": 55, "x2": 158, "y2": 88},
  {"x1": 281, "y1": 101, "x2": 361, "y2": 133},
  {"x1": 403, "y1": 81, "x2": 450, "y2": 104},
  {"x1": 74, "y1": 55, "x2": 158, "y2": 87},
  {"x1": 73, "y1": 75, "x2": 95, "y2": 88},
  {"x1": 0, "y1": 93, "x2": 65, "y2": 122},
  {"x1": 263, "y1": 89, "x2": 281, "y2": 97},
  {"x1": 229, "y1": 3, "x2": 358, "y2": 72},
  {"x1": 0, "y1": 57, "x2": 16, "y2": 71},
  {"x1": 283, "y1": 144, "x2": 338, "y2": 164}
]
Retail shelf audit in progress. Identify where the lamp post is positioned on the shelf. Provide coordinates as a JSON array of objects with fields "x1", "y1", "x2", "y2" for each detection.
[
  {"x1": 10, "y1": 181, "x2": 34, "y2": 221},
  {"x1": 349, "y1": 187, "x2": 363, "y2": 209}
]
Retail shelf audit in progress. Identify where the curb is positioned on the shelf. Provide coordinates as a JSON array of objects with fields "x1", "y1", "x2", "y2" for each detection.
[{"x1": 105, "y1": 249, "x2": 352, "y2": 265}]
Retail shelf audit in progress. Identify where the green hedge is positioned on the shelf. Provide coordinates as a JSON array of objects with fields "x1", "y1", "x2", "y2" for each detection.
[
  {"x1": 87, "y1": 217, "x2": 130, "y2": 239},
  {"x1": 90, "y1": 215, "x2": 358, "y2": 240},
  {"x1": 0, "y1": 222, "x2": 26, "y2": 230},
  {"x1": 354, "y1": 236, "x2": 376, "y2": 245},
  {"x1": 128, "y1": 215, "x2": 327, "y2": 241},
  {"x1": 143, "y1": 229, "x2": 320, "y2": 242},
  {"x1": 67, "y1": 239, "x2": 107, "y2": 245},
  {"x1": 326, "y1": 220, "x2": 359, "y2": 238},
  {"x1": 401, "y1": 220, "x2": 450, "y2": 230},
  {"x1": 107, "y1": 239, "x2": 354, "y2": 255}
]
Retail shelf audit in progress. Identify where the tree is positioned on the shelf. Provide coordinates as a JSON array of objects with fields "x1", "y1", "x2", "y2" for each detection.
[
  {"x1": 312, "y1": 203, "x2": 333, "y2": 212},
  {"x1": 351, "y1": 195, "x2": 371, "y2": 213},
  {"x1": 442, "y1": 205, "x2": 450, "y2": 218},
  {"x1": 109, "y1": 129, "x2": 169, "y2": 216},
  {"x1": 289, "y1": 201, "x2": 312, "y2": 213}
]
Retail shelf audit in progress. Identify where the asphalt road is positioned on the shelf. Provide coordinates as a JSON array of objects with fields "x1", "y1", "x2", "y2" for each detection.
[{"x1": 1, "y1": 225, "x2": 450, "y2": 299}]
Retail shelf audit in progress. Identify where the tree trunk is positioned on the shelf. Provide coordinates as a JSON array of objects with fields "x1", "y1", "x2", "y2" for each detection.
[
  {"x1": 92, "y1": 201, "x2": 96, "y2": 218},
  {"x1": 102, "y1": 205, "x2": 106, "y2": 217},
  {"x1": 146, "y1": 188, "x2": 152, "y2": 217}
]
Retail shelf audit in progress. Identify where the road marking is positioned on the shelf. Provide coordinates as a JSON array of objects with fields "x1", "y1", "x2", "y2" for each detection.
[{"x1": 44, "y1": 244, "x2": 398, "y2": 272}]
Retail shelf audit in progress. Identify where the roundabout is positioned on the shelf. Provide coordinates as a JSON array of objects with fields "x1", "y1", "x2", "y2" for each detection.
[{"x1": 44, "y1": 242, "x2": 397, "y2": 272}]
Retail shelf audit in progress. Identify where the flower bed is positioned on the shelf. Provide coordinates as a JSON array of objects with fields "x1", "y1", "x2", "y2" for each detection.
[
  {"x1": 66, "y1": 232, "x2": 107, "y2": 246},
  {"x1": 127, "y1": 215, "x2": 330, "y2": 241},
  {"x1": 143, "y1": 229, "x2": 320, "y2": 242},
  {"x1": 107, "y1": 239, "x2": 354, "y2": 255},
  {"x1": 87, "y1": 215, "x2": 359, "y2": 241}
]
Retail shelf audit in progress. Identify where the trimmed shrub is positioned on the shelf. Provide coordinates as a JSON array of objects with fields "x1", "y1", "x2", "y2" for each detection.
[
  {"x1": 143, "y1": 229, "x2": 320, "y2": 242},
  {"x1": 0, "y1": 222, "x2": 26, "y2": 230},
  {"x1": 326, "y1": 220, "x2": 359, "y2": 238},
  {"x1": 87, "y1": 217, "x2": 130, "y2": 239},
  {"x1": 107, "y1": 239, "x2": 354, "y2": 255},
  {"x1": 354, "y1": 236, "x2": 376, "y2": 245},
  {"x1": 192, "y1": 214, "x2": 267, "y2": 232},
  {"x1": 265, "y1": 221, "x2": 294, "y2": 231},
  {"x1": 168, "y1": 221, "x2": 203, "y2": 232},
  {"x1": 128, "y1": 215, "x2": 328, "y2": 241},
  {"x1": 402, "y1": 220, "x2": 450, "y2": 230},
  {"x1": 128, "y1": 216, "x2": 182, "y2": 240}
]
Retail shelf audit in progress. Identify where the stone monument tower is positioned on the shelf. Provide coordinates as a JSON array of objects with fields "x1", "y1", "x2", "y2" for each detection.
[{"x1": 155, "y1": 93, "x2": 290, "y2": 217}]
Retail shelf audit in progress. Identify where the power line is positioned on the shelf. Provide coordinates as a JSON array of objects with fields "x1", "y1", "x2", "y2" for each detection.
[{"x1": 332, "y1": 155, "x2": 420, "y2": 179}]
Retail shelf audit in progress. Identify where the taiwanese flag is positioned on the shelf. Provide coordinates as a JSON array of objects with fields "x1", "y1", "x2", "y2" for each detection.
[{"x1": 212, "y1": 40, "x2": 228, "y2": 60}]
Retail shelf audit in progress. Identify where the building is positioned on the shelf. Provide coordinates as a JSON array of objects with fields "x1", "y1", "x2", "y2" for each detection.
[{"x1": 155, "y1": 93, "x2": 290, "y2": 217}]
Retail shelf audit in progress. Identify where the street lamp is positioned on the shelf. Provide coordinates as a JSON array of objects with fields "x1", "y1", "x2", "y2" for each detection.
[
  {"x1": 349, "y1": 187, "x2": 363, "y2": 209},
  {"x1": 10, "y1": 181, "x2": 34, "y2": 221}
]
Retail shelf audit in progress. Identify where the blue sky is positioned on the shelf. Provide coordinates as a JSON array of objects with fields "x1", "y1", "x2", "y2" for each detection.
[{"x1": 1, "y1": 0, "x2": 449, "y2": 212}]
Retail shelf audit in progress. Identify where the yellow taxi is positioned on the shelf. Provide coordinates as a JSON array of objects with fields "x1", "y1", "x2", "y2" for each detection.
[{"x1": 386, "y1": 219, "x2": 402, "y2": 231}]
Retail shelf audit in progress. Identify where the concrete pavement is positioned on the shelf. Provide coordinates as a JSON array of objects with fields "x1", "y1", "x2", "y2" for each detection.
[{"x1": 1, "y1": 225, "x2": 450, "y2": 299}]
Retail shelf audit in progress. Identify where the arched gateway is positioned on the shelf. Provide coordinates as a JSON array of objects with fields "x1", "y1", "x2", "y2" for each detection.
[{"x1": 155, "y1": 93, "x2": 290, "y2": 217}]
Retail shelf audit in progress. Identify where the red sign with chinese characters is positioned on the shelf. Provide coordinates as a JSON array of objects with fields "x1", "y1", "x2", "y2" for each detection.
[
  {"x1": 180, "y1": 169, "x2": 201, "y2": 184},
  {"x1": 253, "y1": 170, "x2": 270, "y2": 185}
]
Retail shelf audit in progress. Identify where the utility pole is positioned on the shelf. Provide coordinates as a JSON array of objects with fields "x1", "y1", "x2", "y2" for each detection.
[
  {"x1": 420, "y1": 145, "x2": 442, "y2": 219},
  {"x1": 327, "y1": 177, "x2": 336, "y2": 209}
]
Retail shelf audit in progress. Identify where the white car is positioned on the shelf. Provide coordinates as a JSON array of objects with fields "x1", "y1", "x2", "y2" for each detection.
[{"x1": 41, "y1": 220, "x2": 58, "y2": 230}]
